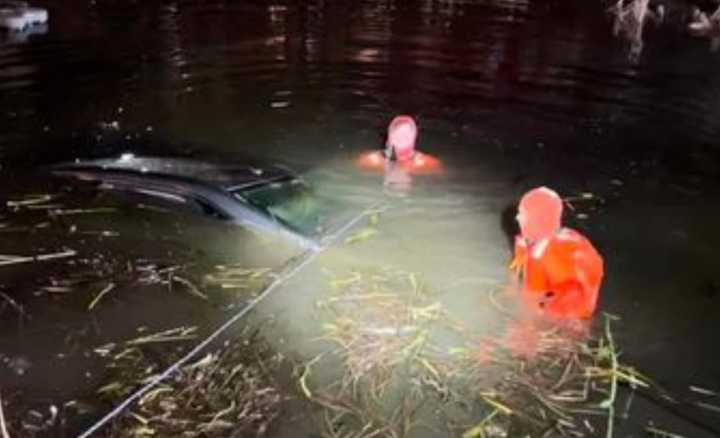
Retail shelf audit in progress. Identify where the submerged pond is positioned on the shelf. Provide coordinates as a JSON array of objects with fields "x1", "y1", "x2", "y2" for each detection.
[{"x1": 1, "y1": 0, "x2": 720, "y2": 437}]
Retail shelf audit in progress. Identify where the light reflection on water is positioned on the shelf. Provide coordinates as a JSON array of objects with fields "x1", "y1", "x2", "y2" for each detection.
[
  {"x1": 2, "y1": 0, "x2": 720, "y2": 165},
  {"x1": 0, "y1": 0, "x2": 720, "y2": 436}
]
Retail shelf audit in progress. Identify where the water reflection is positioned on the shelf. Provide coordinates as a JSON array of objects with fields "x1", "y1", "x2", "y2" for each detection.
[
  {"x1": 1, "y1": 0, "x2": 720, "y2": 436},
  {"x1": 608, "y1": 0, "x2": 665, "y2": 62},
  {"x1": 689, "y1": 4, "x2": 720, "y2": 51},
  {"x1": 1, "y1": 0, "x2": 720, "y2": 163}
]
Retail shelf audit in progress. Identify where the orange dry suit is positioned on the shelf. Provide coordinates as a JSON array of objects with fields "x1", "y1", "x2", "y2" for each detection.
[{"x1": 511, "y1": 228, "x2": 604, "y2": 320}]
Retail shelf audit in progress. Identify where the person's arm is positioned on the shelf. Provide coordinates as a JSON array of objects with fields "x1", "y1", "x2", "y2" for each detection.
[{"x1": 545, "y1": 239, "x2": 603, "y2": 319}]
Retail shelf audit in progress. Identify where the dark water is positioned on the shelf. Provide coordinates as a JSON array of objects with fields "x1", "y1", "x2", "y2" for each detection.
[{"x1": 1, "y1": 0, "x2": 720, "y2": 436}]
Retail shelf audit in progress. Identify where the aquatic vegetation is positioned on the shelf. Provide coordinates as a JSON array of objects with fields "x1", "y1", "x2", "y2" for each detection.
[
  {"x1": 96, "y1": 325, "x2": 287, "y2": 438},
  {"x1": 0, "y1": 249, "x2": 77, "y2": 267},
  {"x1": 645, "y1": 422, "x2": 687, "y2": 438},
  {"x1": 562, "y1": 191, "x2": 605, "y2": 221},
  {"x1": 0, "y1": 392, "x2": 9, "y2": 438},
  {"x1": 300, "y1": 268, "x2": 656, "y2": 438},
  {"x1": 203, "y1": 264, "x2": 272, "y2": 295},
  {"x1": 344, "y1": 226, "x2": 379, "y2": 245},
  {"x1": 87, "y1": 282, "x2": 117, "y2": 310},
  {"x1": 0, "y1": 189, "x2": 277, "y2": 312},
  {"x1": 0, "y1": 189, "x2": 290, "y2": 436},
  {"x1": 314, "y1": 268, "x2": 454, "y2": 394}
]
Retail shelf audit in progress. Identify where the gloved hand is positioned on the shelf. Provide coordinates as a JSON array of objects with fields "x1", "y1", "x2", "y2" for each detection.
[{"x1": 509, "y1": 235, "x2": 527, "y2": 275}]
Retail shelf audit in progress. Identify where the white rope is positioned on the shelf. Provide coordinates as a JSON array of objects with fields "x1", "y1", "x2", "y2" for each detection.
[{"x1": 77, "y1": 204, "x2": 378, "y2": 437}]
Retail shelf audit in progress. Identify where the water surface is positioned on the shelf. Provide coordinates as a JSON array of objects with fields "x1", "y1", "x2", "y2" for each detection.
[{"x1": 1, "y1": 0, "x2": 720, "y2": 436}]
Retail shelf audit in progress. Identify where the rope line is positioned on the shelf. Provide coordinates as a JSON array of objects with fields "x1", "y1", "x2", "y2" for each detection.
[{"x1": 77, "y1": 204, "x2": 377, "y2": 437}]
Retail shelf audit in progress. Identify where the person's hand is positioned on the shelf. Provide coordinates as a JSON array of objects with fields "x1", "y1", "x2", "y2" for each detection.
[
  {"x1": 509, "y1": 236, "x2": 527, "y2": 275},
  {"x1": 509, "y1": 254, "x2": 522, "y2": 273}
]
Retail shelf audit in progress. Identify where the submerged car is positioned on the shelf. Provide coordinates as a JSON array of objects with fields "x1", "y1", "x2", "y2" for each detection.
[{"x1": 50, "y1": 155, "x2": 326, "y2": 250}]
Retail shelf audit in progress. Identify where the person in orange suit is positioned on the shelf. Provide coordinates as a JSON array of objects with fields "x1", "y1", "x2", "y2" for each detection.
[
  {"x1": 356, "y1": 115, "x2": 444, "y2": 194},
  {"x1": 509, "y1": 187, "x2": 604, "y2": 320}
]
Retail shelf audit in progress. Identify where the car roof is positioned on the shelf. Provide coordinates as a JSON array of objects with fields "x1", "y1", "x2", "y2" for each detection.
[{"x1": 51, "y1": 155, "x2": 298, "y2": 193}]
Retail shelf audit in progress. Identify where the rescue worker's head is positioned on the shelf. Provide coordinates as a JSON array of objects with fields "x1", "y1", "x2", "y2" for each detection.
[
  {"x1": 385, "y1": 115, "x2": 418, "y2": 162},
  {"x1": 517, "y1": 186, "x2": 563, "y2": 242}
]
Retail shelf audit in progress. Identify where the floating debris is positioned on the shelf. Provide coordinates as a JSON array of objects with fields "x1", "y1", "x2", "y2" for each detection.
[
  {"x1": 695, "y1": 401, "x2": 720, "y2": 414},
  {"x1": 6, "y1": 194, "x2": 56, "y2": 208},
  {"x1": 314, "y1": 271, "x2": 448, "y2": 393},
  {"x1": 689, "y1": 385, "x2": 717, "y2": 397},
  {"x1": 87, "y1": 283, "x2": 117, "y2": 311},
  {"x1": 301, "y1": 267, "x2": 466, "y2": 436},
  {"x1": 203, "y1": 265, "x2": 272, "y2": 292},
  {"x1": 270, "y1": 101, "x2": 291, "y2": 109},
  {"x1": 645, "y1": 422, "x2": 686, "y2": 438},
  {"x1": 369, "y1": 211, "x2": 380, "y2": 226},
  {"x1": 344, "y1": 227, "x2": 378, "y2": 245},
  {"x1": 300, "y1": 267, "x2": 655, "y2": 438},
  {"x1": 49, "y1": 208, "x2": 117, "y2": 216},
  {"x1": 103, "y1": 326, "x2": 287, "y2": 438},
  {"x1": 125, "y1": 326, "x2": 198, "y2": 346},
  {"x1": 41, "y1": 286, "x2": 74, "y2": 294},
  {"x1": 90, "y1": 328, "x2": 203, "y2": 404},
  {"x1": 0, "y1": 291, "x2": 26, "y2": 318},
  {"x1": 78, "y1": 230, "x2": 121, "y2": 237},
  {"x1": 170, "y1": 275, "x2": 208, "y2": 300},
  {"x1": 0, "y1": 250, "x2": 76, "y2": 267},
  {"x1": 26, "y1": 204, "x2": 65, "y2": 210},
  {"x1": 0, "y1": 391, "x2": 9, "y2": 438}
]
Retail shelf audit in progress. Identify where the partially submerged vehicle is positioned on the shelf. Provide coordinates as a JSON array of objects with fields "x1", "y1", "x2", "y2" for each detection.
[{"x1": 50, "y1": 155, "x2": 326, "y2": 250}]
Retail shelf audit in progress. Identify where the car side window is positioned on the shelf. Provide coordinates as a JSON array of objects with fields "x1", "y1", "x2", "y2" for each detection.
[
  {"x1": 128, "y1": 188, "x2": 228, "y2": 221},
  {"x1": 115, "y1": 188, "x2": 196, "y2": 215}
]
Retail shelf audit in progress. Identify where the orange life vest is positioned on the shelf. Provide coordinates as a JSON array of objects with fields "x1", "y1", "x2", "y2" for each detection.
[{"x1": 356, "y1": 151, "x2": 444, "y2": 176}]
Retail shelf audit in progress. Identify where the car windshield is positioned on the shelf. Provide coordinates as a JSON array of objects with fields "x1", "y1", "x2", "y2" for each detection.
[{"x1": 233, "y1": 180, "x2": 324, "y2": 237}]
